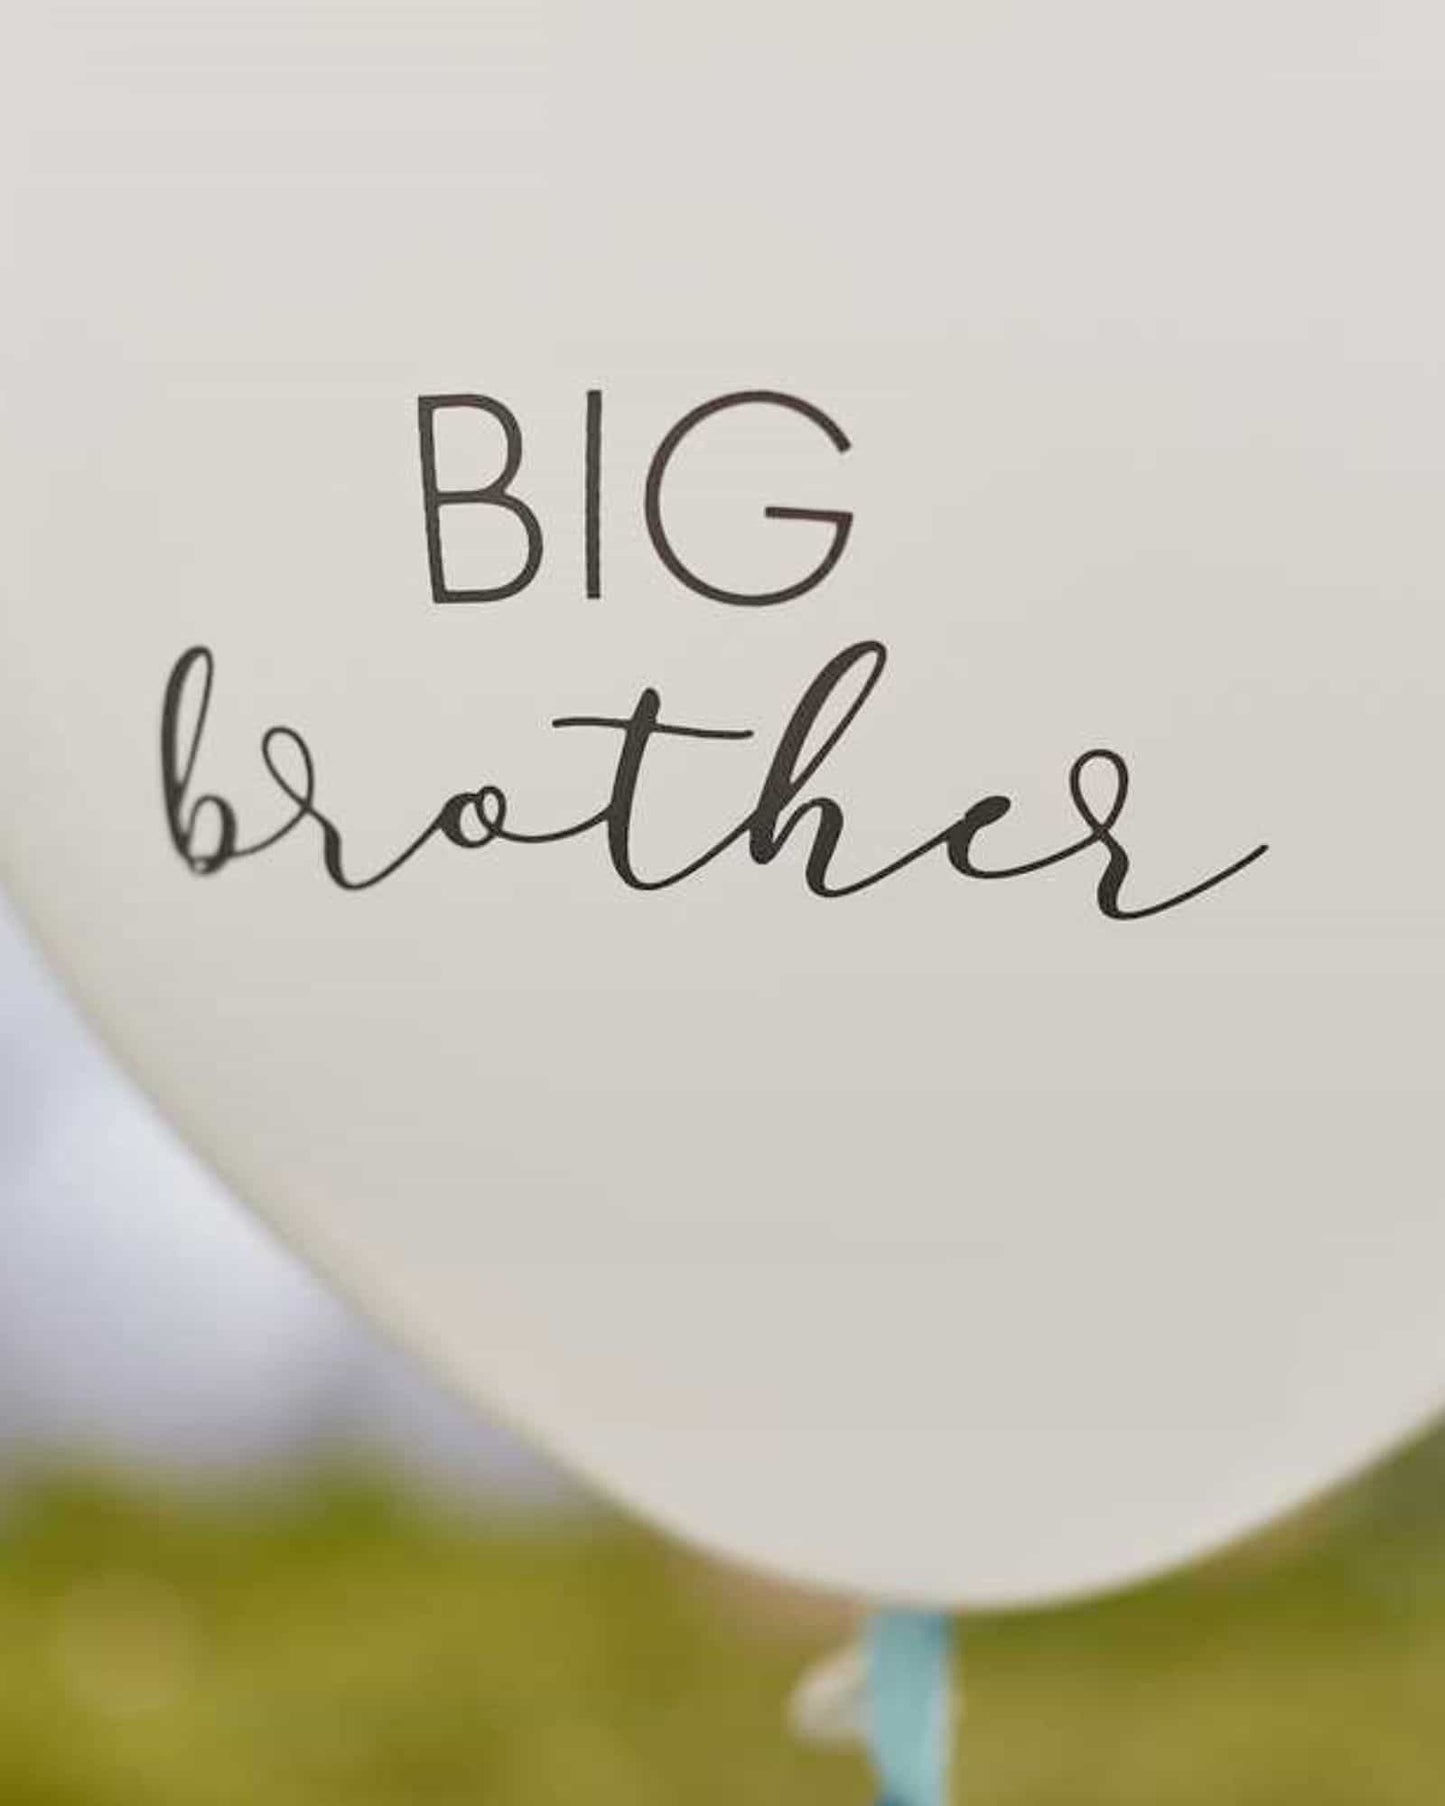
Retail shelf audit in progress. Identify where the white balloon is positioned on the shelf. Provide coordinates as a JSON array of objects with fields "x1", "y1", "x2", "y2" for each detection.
[{"x1": 4, "y1": 1, "x2": 1445, "y2": 1605}]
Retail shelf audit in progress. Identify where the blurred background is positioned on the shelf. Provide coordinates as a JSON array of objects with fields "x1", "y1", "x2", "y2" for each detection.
[{"x1": 5, "y1": 886, "x2": 1445, "y2": 1805}]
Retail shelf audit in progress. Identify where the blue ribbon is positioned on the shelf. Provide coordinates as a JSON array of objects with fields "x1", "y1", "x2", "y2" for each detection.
[{"x1": 866, "y1": 1610, "x2": 953, "y2": 1806}]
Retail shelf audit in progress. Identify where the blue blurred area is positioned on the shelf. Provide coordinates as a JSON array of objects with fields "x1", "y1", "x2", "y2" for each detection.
[{"x1": 0, "y1": 889, "x2": 578, "y2": 1506}]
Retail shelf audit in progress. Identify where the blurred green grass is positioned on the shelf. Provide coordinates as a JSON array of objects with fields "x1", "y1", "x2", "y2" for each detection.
[{"x1": 3, "y1": 1434, "x2": 1445, "y2": 1805}]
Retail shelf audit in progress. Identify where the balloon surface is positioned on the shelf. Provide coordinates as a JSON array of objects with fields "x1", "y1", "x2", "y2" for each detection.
[{"x1": 4, "y1": 2, "x2": 1445, "y2": 1606}]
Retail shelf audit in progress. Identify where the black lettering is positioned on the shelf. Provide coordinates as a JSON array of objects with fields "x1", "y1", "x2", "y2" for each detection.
[
  {"x1": 644, "y1": 391, "x2": 852, "y2": 606},
  {"x1": 417, "y1": 394, "x2": 543, "y2": 604},
  {"x1": 160, "y1": 644, "x2": 1268, "y2": 924}
]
